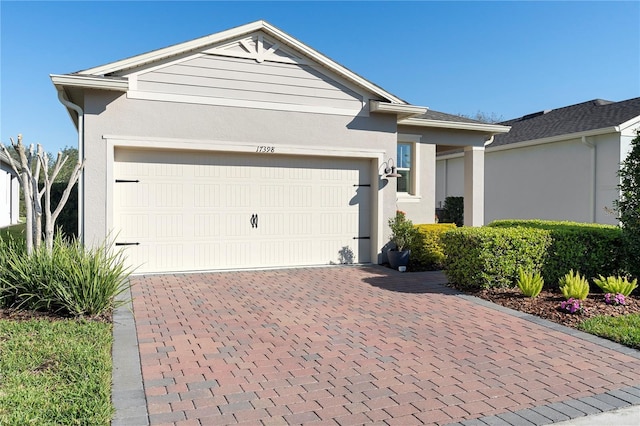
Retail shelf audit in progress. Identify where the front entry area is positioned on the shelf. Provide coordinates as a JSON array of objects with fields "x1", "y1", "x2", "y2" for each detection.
[{"x1": 113, "y1": 148, "x2": 372, "y2": 273}]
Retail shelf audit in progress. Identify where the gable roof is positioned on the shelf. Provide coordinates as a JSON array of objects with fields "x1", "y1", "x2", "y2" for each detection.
[
  {"x1": 52, "y1": 20, "x2": 406, "y2": 105},
  {"x1": 491, "y1": 97, "x2": 640, "y2": 148}
]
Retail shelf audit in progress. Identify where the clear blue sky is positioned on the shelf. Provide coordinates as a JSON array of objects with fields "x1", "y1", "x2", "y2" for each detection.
[{"x1": 1, "y1": 1, "x2": 639, "y2": 153}]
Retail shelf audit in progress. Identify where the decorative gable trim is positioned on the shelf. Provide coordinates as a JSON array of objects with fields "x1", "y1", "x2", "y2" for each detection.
[{"x1": 75, "y1": 20, "x2": 405, "y2": 104}]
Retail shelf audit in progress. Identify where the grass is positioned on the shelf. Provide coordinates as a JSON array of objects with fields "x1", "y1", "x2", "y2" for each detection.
[
  {"x1": 0, "y1": 222, "x2": 25, "y2": 242},
  {"x1": 579, "y1": 314, "x2": 640, "y2": 349},
  {"x1": 0, "y1": 319, "x2": 114, "y2": 425}
]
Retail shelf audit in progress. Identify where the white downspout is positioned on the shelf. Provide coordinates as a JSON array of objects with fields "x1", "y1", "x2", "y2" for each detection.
[
  {"x1": 581, "y1": 136, "x2": 596, "y2": 223},
  {"x1": 57, "y1": 90, "x2": 84, "y2": 242}
]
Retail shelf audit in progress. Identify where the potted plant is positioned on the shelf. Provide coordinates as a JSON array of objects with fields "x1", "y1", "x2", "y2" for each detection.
[{"x1": 387, "y1": 210, "x2": 415, "y2": 269}]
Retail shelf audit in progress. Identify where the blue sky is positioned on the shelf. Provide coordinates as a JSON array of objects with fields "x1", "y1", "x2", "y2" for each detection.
[{"x1": 1, "y1": 1, "x2": 639, "y2": 153}]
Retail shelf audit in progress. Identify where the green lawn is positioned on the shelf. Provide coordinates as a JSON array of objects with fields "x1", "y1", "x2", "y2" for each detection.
[
  {"x1": 0, "y1": 319, "x2": 114, "y2": 425},
  {"x1": 0, "y1": 222, "x2": 25, "y2": 242},
  {"x1": 579, "y1": 314, "x2": 640, "y2": 350}
]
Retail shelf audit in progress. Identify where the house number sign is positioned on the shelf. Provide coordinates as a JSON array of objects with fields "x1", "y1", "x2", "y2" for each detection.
[{"x1": 256, "y1": 146, "x2": 275, "y2": 153}]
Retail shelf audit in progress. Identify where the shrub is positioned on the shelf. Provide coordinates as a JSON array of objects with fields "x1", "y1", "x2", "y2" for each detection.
[
  {"x1": 559, "y1": 270, "x2": 589, "y2": 300},
  {"x1": 0, "y1": 234, "x2": 131, "y2": 316},
  {"x1": 488, "y1": 220, "x2": 624, "y2": 285},
  {"x1": 441, "y1": 226, "x2": 550, "y2": 289},
  {"x1": 408, "y1": 223, "x2": 456, "y2": 271},
  {"x1": 388, "y1": 210, "x2": 416, "y2": 252},
  {"x1": 440, "y1": 196, "x2": 464, "y2": 226},
  {"x1": 615, "y1": 130, "x2": 640, "y2": 279},
  {"x1": 516, "y1": 268, "x2": 544, "y2": 298},
  {"x1": 593, "y1": 275, "x2": 638, "y2": 297}
]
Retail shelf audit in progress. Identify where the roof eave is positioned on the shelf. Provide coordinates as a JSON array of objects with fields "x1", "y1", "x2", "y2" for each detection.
[
  {"x1": 369, "y1": 101, "x2": 428, "y2": 119},
  {"x1": 399, "y1": 117, "x2": 511, "y2": 134},
  {"x1": 50, "y1": 74, "x2": 129, "y2": 91}
]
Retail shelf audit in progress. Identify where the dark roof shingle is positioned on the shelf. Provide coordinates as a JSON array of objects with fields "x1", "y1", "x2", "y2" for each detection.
[{"x1": 491, "y1": 97, "x2": 640, "y2": 148}]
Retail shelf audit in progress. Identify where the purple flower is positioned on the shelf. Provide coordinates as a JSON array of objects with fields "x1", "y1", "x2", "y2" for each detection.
[
  {"x1": 604, "y1": 293, "x2": 626, "y2": 306},
  {"x1": 560, "y1": 298, "x2": 582, "y2": 314}
]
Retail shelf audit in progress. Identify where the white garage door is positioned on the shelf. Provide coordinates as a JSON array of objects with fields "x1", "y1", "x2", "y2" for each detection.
[{"x1": 113, "y1": 148, "x2": 371, "y2": 273}]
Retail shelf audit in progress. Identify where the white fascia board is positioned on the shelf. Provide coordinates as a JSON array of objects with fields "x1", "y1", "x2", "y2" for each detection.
[
  {"x1": 617, "y1": 115, "x2": 640, "y2": 132},
  {"x1": 76, "y1": 20, "x2": 405, "y2": 104},
  {"x1": 437, "y1": 126, "x2": 621, "y2": 160},
  {"x1": 50, "y1": 74, "x2": 128, "y2": 91},
  {"x1": 399, "y1": 117, "x2": 510, "y2": 134},
  {"x1": 370, "y1": 101, "x2": 428, "y2": 118}
]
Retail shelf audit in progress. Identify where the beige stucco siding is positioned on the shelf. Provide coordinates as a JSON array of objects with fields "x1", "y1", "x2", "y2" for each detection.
[
  {"x1": 82, "y1": 90, "x2": 397, "y2": 252},
  {"x1": 436, "y1": 133, "x2": 626, "y2": 225},
  {"x1": 397, "y1": 126, "x2": 489, "y2": 224}
]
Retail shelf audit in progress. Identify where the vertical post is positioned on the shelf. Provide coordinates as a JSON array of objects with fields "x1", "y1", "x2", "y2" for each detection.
[{"x1": 463, "y1": 146, "x2": 485, "y2": 226}]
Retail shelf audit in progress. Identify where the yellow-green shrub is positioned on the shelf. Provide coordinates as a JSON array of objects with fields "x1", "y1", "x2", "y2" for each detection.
[
  {"x1": 517, "y1": 268, "x2": 544, "y2": 298},
  {"x1": 408, "y1": 223, "x2": 456, "y2": 270},
  {"x1": 559, "y1": 270, "x2": 590, "y2": 300},
  {"x1": 593, "y1": 275, "x2": 638, "y2": 297}
]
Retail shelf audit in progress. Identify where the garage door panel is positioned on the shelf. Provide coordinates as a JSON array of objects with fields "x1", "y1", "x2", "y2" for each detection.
[{"x1": 114, "y1": 149, "x2": 371, "y2": 273}]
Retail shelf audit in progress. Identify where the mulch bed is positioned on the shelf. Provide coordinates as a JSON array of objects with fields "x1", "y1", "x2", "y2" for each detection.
[
  {"x1": 462, "y1": 286, "x2": 640, "y2": 328},
  {"x1": 0, "y1": 308, "x2": 112, "y2": 323}
]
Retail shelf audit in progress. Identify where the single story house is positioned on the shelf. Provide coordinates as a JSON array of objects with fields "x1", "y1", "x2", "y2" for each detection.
[
  {"x1": 0, "y1": 151, "x2": 20, "y2": 228},
  {"x1": 437, "y1": 97, "x2": 640, "y2": 225},
  {"x1": 51, "y1": 20, "x2": 508, "y2": 273}
]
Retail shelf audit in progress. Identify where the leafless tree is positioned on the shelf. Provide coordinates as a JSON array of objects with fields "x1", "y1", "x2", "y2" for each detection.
[{"x1": 1, "y1": 134, "x2": 84, "y2": 254}]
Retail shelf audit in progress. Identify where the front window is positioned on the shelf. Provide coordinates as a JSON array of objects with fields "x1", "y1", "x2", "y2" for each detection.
[{"x1": 397, "y1": 143, "x2": 412, "y2": 193}]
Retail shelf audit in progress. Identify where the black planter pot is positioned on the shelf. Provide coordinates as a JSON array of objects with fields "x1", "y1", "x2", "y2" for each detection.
[{"x1": 388, "y1": 249, "x2": 410, "y2": 269}]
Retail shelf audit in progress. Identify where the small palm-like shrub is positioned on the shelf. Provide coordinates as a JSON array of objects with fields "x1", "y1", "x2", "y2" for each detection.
[
  {"x1": 593, "y1": 275, "x2": 638, "y2": 297},
  {"x1": 559, "y1": 270, "x2": 590, "y2": 300},
  {"x1": 0, "y1": 233, "x2": 131, "y2": 316},
  {"x1": 516, "y1": 268, "x2": 544, "y2": 298}
]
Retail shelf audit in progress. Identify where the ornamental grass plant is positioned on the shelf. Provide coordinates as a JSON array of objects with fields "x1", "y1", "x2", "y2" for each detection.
[
  {"x1": 559, "y1": 270, "x2": 590, "y2": 300},
  {"x1": 516, "y1": 268, "x2": 544, "y2": 298},
  {"x1": 0, "y1": 233, "x2": 131, "y2": 317},
  {"x1": 593, "y1": 275, "x2": 638, "y2": 297}
]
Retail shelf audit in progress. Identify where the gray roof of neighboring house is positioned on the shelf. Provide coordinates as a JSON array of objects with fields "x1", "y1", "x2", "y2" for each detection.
[
  {"x1": 417, "y1": 109, "x2": 487, "y2": 124},
  {"x1": 0, "y1": 151, "x2": 11, "y2": 165},
  {"x1": 491, "y1": 97, "x2": 640, "y2": 148}
]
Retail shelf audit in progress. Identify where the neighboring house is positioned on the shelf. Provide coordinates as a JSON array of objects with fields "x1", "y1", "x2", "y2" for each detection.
[
  {"x1": 437, "y1": 97, "x2": 640, "y2": 226},
  {"x1": 51, "y1": 20, "x2": 508, "y2": 273},
  {"x1": 0, "y1": 151, "x2": 20, "y2": 228}
]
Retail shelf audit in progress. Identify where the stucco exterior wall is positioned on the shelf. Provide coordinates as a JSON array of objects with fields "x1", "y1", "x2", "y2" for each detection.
[
  {"x1": 398, "y1": 126, "x2": 489, "y2": 225},
  {"x1": 82, "y1": 90, "x2": 398, "y2": 255},
  {"x1": 436, "y1": 133, "x2": 625, "y2": 225}
]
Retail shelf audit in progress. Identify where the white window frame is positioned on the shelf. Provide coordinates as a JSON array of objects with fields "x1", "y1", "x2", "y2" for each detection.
[{"x1": 397, "y1": 134, "x2": 421, "y2": 201}]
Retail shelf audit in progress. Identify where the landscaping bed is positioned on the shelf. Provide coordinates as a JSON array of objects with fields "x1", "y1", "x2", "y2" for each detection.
[{"x1": 465, "y1": 286, "x2": 640, "y2": 329}]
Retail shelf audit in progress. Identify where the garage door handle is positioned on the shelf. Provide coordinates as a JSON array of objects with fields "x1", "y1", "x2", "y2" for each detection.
[{"x1": 250, "y1": 214, "x2": 258, "y2": 229}]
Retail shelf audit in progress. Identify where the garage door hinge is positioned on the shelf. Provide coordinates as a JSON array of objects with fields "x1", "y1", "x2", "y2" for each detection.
[
  {"x1": 353, "y1": 236, "x2": 370, "y2": 240},
  {"x1": 115, "y1": 242, "x2": 140, "y2": 246},
  {"x1": 115, "y1": 179, "x2": 140, "y2": 183},
  {"x1": 353, "y1": 184, "x2": 371, "y2": 187}
]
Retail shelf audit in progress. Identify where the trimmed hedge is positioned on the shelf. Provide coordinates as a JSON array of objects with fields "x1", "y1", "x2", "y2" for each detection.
[
  {"x1": 409, "y1": 223, "x2": 456, "y2": 271},
  {"x1": 442, "y1": 226, "x2": 551, "y2": 289},
  {"x1": 442, "y1": 220, "x2": 625, "y2": 290},
  {"x1": 488, "y1": 220, "x2": 625, "y2": 285}
]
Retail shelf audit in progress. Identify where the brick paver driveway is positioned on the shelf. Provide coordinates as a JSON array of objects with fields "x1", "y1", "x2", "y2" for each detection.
[{"x1": 130, "y1": 267, "x2": 640, "y2": 425}]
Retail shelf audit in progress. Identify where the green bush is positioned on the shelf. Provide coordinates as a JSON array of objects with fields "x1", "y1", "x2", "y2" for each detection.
[
  {"x1": 409, "y1": 223, "x2": 456, "y2": 271},
  {"x1": 0, "y1": 234, "x2": 131, "y2": 317},
  {"x1": 488, "y1": 220, "x2": 624, "y2": 285},
  {"x1": 559, "y1": 270, "x2": 590, "y2": 300},
  {"x1": 388, "y1": 210, "x2": 416, "y2": 251},
  {"x1": 50, "y1": 181, "x2": 78, "y2": 238},
  {"x1": 616, "y1": 131, "x2": 640, "y2": 279},
  {"x1": 517, "y1": 268, "x2": 544, "y2": 298},
  {"x1": 593, "y1": 275, "x2": 638, "y2": 296},
  {"x1": 441, "y1": 226, "x2": 551, "y2": 289},
  {"x1": 440, "y1": 196, "x2": 464, "y2": 227}
]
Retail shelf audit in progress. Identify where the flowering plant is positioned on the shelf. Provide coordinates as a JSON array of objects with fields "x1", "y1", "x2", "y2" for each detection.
[
  {"x1": 604, "y1": 293, "x2": 626, "y2": 306},
  {"x1": 560, "y1": 298, "x2": 582, "y2": 314}
]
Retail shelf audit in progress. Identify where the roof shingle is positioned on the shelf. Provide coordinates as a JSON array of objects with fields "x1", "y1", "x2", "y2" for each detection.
[{"x1": 491, "y1": 97, "x2": 640, "y2": 147}]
